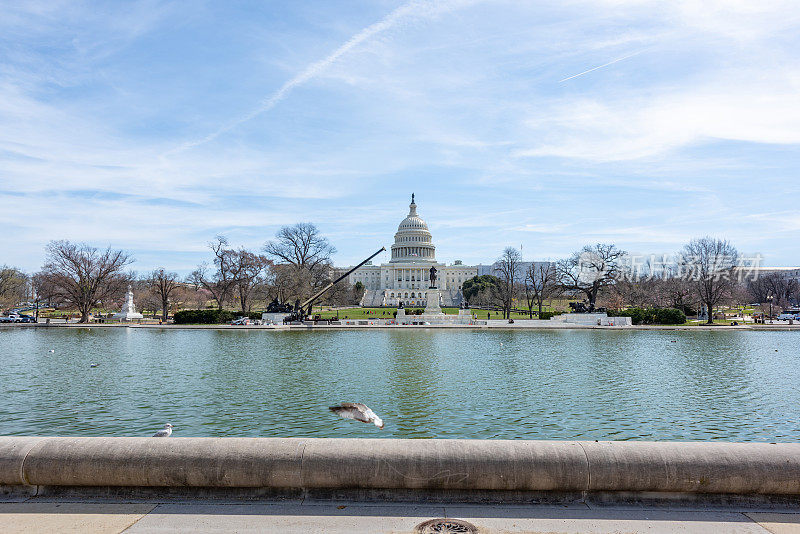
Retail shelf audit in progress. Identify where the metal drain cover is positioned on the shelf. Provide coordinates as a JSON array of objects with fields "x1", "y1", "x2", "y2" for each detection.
[{"x1": 415, "y1": 518, "x2": 478, "y2": 533}]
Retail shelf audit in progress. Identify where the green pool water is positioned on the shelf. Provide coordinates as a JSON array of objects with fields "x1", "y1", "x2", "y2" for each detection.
[{"x1": 1, "y1": 327, "x2": 798, "y2": 441}]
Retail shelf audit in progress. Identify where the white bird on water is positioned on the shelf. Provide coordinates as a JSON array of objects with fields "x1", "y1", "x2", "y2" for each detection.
[
  {"x1": 329, "y1": 403, "x2": 384, "y2": 429},
  {"x1": 152, "y1": 423, "x2": 173, "y2": 437}
]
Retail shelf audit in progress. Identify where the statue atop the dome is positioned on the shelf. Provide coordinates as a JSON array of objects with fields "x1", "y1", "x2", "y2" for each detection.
[
  {"x1": 429, "y1": 265, "x2": 437, "y2": 288},
  {"x1": 411, "y1": 193, "x2": 415, "y2": 204}
]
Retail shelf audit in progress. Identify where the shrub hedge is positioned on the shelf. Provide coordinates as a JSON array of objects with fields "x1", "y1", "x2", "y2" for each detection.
[
  {"x1": 538, "y1": 311, "x2": 562, "y2": 320},
  {"x1": 607, "y1": 307, "x2": 686, "y2": 325},
  {"x1": 173, "y1": 310, "x2": 262, "y2": 324}
]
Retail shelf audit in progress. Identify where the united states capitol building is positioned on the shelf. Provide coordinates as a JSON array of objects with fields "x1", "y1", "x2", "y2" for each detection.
[{"x1": 346, "y1": 195, "x2": 478, "y2": 307}]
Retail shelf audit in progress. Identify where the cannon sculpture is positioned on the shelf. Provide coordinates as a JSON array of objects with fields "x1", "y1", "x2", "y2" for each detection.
[
  {"x1": 283, "y1": 247, "x2": 386, "y2": 323},
  {"x1": 266, "y1": 298, "x2": 293, "y2": 313},
  {"x1": 568, "y1": 301, "x2": 605, "y2": 313}
]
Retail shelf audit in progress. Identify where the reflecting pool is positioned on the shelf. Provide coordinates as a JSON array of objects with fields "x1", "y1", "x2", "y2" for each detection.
[{"x1": 1, "y1": 328, "x2": 798, "y2": 441}]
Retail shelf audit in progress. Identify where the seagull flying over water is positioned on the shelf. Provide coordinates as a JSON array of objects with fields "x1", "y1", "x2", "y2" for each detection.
[
  {"x1": 152, "y1": 423, "x2": 173, "y2": 437},
  {"x1": 329, "y1": 403, "x2": 384, "y2": 429}
]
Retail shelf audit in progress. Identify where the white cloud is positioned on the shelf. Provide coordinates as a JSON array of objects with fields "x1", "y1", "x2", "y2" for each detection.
[
  {"x1": 1, "y1": 0, "x2": 799, "y2": 268},
  {"x1": 167, "y1": 0, "x2": 481, "y2": 154},
  {"x1": 515, "y1": 77, "x2": 800, "y2": 161}
]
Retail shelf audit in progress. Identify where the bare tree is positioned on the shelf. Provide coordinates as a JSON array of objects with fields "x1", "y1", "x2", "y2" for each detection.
[
  {"x1": 680, "y1": 237, "x2": 738, "y2": 324},
  {"x1": 555, "y1": 243, "x2": 626, "y2": 311},
  {"x1": 730, "y1": 282, "x2": 753, "y2": 312},
  {"x1": 190, "y1": 236, "x2": 240, "y2": 310},
  {"x1": 264, "y1": 223, "x2": 336, "y2": 302},
  {"x1": 131, "y1": 277, "x2": 159, "y2": 317},
  {"x1": 654, "y1": 275, "x2": 696, "y2": 313},
  {"x1": 40, "y1": 241, "x2": 132, "y2": 322},
  {"x1": 748, "y1": 272, "x2": 798, "y2": 308},
  {"x1": 0, "y1": 266, "x2": 28, "y2": 311},
  {"x1": 600, "y1": 257, "x2": 700, "y2": 314},
  {"x1": 189, "y1": 237, "x2": 271, "y2": 313},
  {"x1": 231, "y1": 249, "x2": 270, "y2": 313},
  {"x1": 495, "y1": 247, "x2": 522, "y2": 319},
  {"x1": 524, "y1": 262, "x2": 560, "y2": 318},
  {"x1": 791, "y1": 281, "x2": 800, "y2": 307},
  {"x1": 641, "y1": 261, "x2": 696, "y2": 313},
  {"x1": 147, "y1": 268, "x2": 180, "y2": 321},
  {"x1": 187, "y1": 285, "x2": 213, "y2": 309},
  {"x1": 317, "y1": 280, "x2": 353, "y2": 307},
  {"x1": 265, "y1": 222, "x2": 336, "y2": 268},
  {"x1": 266, "y1": 263, "x2": 296, "y2": 304},
  {"x1": 746, "y1": 276, "x2": 768, "y2": 304},
  {"x1": 29, "y1": 271, "x2": 56, "y2": 320},
  {"x1": 608, "y1": 267, "x2": 658, "y2": 309}
]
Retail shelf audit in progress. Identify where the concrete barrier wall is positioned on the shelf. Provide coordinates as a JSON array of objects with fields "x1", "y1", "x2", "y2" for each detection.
[{"x1": 1, "y1": 437, "x2": 799, "y2": 496}]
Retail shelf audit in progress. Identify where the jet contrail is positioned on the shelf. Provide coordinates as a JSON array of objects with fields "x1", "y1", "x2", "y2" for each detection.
[
  {"x1": 166, "y1": 0, "x2": 468, "y2": 156},
  {"x1": 558, "y1": 51, "x2": 642, "y2": 83}
]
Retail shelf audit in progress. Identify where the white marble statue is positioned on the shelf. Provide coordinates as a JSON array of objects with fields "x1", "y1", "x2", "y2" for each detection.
[{"x1": 112, "y1": 285, "x2": 144, "y2": 321}]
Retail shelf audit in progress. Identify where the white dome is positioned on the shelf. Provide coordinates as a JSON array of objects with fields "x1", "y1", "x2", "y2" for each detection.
[
  {"x1": 397, "y1": 202, "x2": 429, "y2": 231},
  {"x1": 390, "y1": 194, "x2": 436, "y2": 263}
]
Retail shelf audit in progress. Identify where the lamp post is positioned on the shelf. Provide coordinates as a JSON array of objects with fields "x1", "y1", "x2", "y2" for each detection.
[{"x1": 767, "y1": 295, "x2": 773, "y2": 324}]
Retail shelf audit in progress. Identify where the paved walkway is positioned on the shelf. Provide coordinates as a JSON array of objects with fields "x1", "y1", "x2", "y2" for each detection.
[{"x1": 0, "y1": 499, "x2": 798, "y2": 533}]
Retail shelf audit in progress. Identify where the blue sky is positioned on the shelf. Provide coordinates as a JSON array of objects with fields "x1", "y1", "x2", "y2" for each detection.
[{"x1": 1, "y1": 0, "x2": 799, "y2": 274}]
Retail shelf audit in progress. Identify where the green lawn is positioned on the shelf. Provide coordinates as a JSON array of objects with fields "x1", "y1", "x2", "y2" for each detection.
[
  {"x1": 311, "y1": 306, "x2": 553, "y2": 320},
  {"x1": 685, "y1": 319, "x2": 747, "y2": 326}
]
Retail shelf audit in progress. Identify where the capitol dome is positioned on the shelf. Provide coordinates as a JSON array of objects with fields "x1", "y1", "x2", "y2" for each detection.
[{"x1": 390, "y1": 194, "x2": 436, "y2": 263}]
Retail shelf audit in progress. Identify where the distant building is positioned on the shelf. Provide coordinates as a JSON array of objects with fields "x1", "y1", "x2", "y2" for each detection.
[
  {"x1": 751, "y1": 267, "x2": 800, "y2": 280},
  {"x1": 476, "y1": 261, "x2": 553, "y2": 279},
  {"x1": 731, "y1": 266, "x2": 800, "y2": 287},
  {"x1": 345, "y1": 195, "x2": 478, "y2": 307}
]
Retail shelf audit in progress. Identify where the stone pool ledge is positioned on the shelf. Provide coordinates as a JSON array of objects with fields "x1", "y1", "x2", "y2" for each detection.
[{"x1": 2, "y1": 438, "x2": 799, "y2": 506}]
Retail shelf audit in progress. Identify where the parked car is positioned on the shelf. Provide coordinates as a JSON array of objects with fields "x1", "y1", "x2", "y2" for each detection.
[
  {"x1": 0, "y1": 314, "x2": 21, "y2": 323},
  {"x1": 777, "y1": 312, "x2": 797, "y2": 321},
  {"x1": 231, "y1": 317, "x2": 250, "y2": 325},
  {"x1": 17, "y1": 314, "x2": 36, "y2": 323}
]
